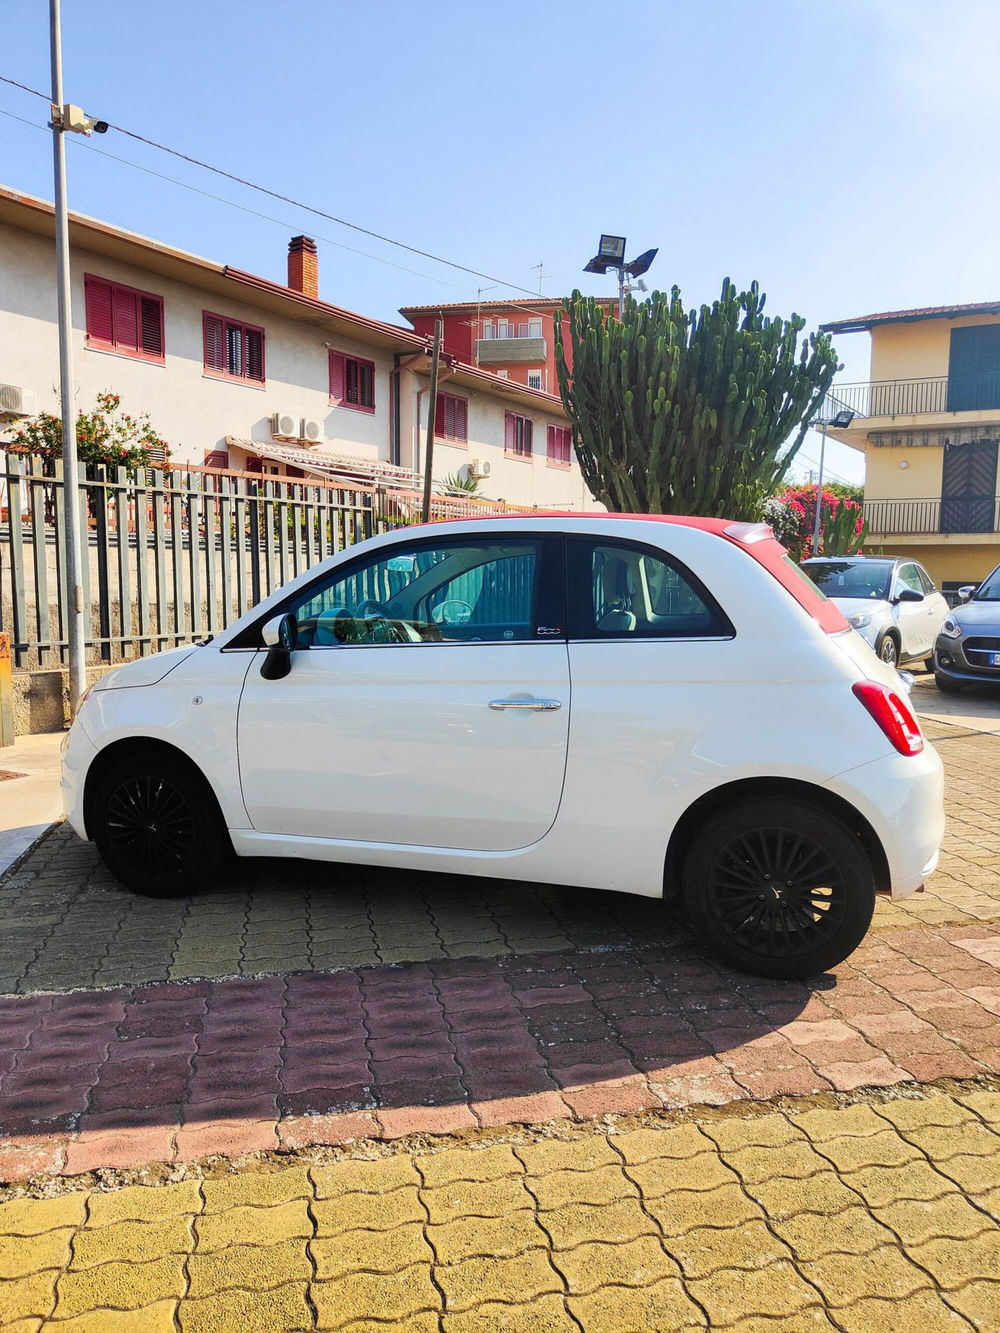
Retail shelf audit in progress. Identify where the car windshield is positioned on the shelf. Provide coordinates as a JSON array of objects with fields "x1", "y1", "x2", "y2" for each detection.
[
  {"x1": 803, "y1": 561, "x2": 892, "y2": 601},
  {"x1": 972, "y1": 566, "x2": 1000, "y2": 602}
]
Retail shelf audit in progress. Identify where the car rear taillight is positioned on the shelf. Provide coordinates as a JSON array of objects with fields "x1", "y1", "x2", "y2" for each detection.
[{"x1": 852, "y1": 680, "x2": 924, "y2": 756}]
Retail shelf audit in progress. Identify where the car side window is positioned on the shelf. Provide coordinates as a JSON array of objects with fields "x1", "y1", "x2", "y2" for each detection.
[
  {"x1": 916, "y1": 565, "x2": 937, "y2": 595},
  {"x1": 895, "y1": 564, "x2": 924, "y2": 596},
  {"x1": 568, "y1": 539, "x2": 731, "y2": 640},
  {"x1": 280, "y1": 539, "x2": 543, "y2": 647}
]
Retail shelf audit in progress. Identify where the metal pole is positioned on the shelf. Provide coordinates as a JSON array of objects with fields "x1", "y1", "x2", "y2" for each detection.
[
  {"x1": 617, "y1": 265, "x2": 626, "y2": 319},
  {"x1": 420, "y1": 321, "x2": 442, "y2": 523},
  {"x1": 812, "y1": 423, "x2": 827, "y2": 556},
  {"x1": 50, "y1": 0, "x2": 87, "y2": 713}
]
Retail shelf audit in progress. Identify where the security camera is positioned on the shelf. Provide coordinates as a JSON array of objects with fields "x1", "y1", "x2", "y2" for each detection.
[{"x1": 92, "y1": 120, "x2": 109, "y2": 134}]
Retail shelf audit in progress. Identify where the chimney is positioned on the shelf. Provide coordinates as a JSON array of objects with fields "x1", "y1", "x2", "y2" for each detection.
[{"x1": 288, "y1": 235, "x2": 318, "y2": 298}]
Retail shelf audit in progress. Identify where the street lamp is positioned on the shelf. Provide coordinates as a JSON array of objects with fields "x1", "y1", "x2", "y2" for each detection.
[
  {"x1": 583, "y1": 235, "x2": 658, "y2": 316},
  {"x1": 811, "y1": 408, "x2": 856, "y2": 555}
]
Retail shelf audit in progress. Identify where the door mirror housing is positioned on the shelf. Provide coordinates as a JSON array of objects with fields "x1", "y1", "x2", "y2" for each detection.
[
  {"x1": 895, "y1": 588, "x2": 924, "y2": 604},
  {"x1": 260, "y1": 613, "x2": 297, "y2": 679},
  {"x1": 958, "y1": 585, "x2": 977, "y2": 602}
]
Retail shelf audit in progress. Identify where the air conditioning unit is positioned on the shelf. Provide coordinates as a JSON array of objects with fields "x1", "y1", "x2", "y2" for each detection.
[
  {"x1": 468, "y1": 458, "x2": 492, "y2": 480},
  {"x1": 271, "y1": 410, "x2": 299, "y2": 439},
  {"x1": 0, "y1": 384, "x2": 36, "y2": 417},
  {"x1": 300, "y1": 417, "x2": 324, "y2": 444}
]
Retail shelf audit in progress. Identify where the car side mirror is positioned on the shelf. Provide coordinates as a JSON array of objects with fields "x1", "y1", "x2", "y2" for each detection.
[
  {"x1": 260, "y1": 613, "x2": 297, "y2": 680},
  {"x1": 958, "y1": 585, "x2": 976, "y2": 602},
  {"x1": 895, "y1": 588, "x2": 924, "y2": 604}
]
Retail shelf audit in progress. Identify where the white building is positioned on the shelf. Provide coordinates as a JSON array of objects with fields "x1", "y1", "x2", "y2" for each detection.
[{"x1": 0, "y1": 186, "x2": 592, "y2": 509}]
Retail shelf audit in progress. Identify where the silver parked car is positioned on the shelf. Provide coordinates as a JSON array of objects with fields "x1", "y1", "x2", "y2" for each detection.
[
  {"x1": 934, "y1": 563, "x2": 1000, "y2": 693},
  {"x1": 802, "y1": 556, "x2": 950, "y2": 669}
]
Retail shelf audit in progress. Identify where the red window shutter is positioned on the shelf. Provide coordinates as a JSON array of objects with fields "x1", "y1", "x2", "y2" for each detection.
[
  {"x1": 85, "y1": 278, "x2": 114, "y2": 345},
  {"x1": 113, "y1": 287, "x2": 139, "y2": 354},
  {"x1": 455, "y1": 397, "x2": 467, "y2": 442},
  {"x1": 286, "y1": 465, "x2": 304, "y2": 478},
  {"x1": 546, "y1": 425, "x2": 555, "y2": 457},
  {"x1": 435, "y1": 393, "x2": 446, "y2": 436},
  {"x1": 140, "y1": 296, "x2": 163, "y2": 358},
  {"x1": 523, "y1": 418, "x2": 533, "y2": 456},
  {"x1": 204, "y1": 449, "x2": 229, "y2": 469},
  {"x1": 330, "y1": 352, "x2": 345, "y2": 402},
  {"x1": 203, "y1": 315, "x2": 225, "y2": 372},
  {"x1": 505, "y1": 412, "x2": 516, "y2": 452},
  {"x1": 245, "y1": 328, "x2": 264, "y2": 382},
  {"x1": 345, "y1": 358, "x2": 359, "y2": 404},
  {"x1": 359, "y1": 360, "x2": 375, "y2": 408},
  {"x1": 245, "y1": 455, "x2": 263, "y2": 473}
]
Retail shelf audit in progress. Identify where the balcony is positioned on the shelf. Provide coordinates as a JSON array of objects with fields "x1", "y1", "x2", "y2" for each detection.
[
  {"x1": 475, "y1": 336, "x2": 547, "y2": 365},
  {"x1": 864, "y1": 497, "x2": 1000, "y2": 535},
  {"x1": 820, "y1": 373, "x2": 1000, "y2": 419}
]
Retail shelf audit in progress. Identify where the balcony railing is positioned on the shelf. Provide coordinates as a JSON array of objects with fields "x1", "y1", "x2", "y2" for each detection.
[
  {"x1": 864, "y1": 496, "x2": 1000, "y2": 535},
  {"x1": 818, "y1": 373, "x2": 1000, "y2": 420}
]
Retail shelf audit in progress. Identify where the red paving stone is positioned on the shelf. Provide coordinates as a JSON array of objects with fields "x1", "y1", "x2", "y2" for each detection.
[{"x1": 1, "y1": 921, "x2": 1000, "y2": 1179}]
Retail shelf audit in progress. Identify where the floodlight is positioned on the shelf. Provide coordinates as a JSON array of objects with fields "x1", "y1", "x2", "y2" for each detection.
[
  {"x1": 832, "y1": 409, "x2": 856, "y2": 428},
  {"x1": 598, "y1": 234, "x2": 626, "y2": 262}
]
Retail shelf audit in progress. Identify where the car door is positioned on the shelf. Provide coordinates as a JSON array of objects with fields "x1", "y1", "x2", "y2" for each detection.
[
  {"x1": 236, "y1": 533, "x2": 570, "y2": 851},
  {"x1": 892, "y1": 562, "x2": 932, "y2": 658},
  {"x1": 916, "y1": 563, "x2": 950, "y2": 644}
]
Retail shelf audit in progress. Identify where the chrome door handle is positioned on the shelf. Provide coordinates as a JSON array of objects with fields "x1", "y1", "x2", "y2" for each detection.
[{"x1": 489, "y1": 698, "x2": 562, "y2": 711}]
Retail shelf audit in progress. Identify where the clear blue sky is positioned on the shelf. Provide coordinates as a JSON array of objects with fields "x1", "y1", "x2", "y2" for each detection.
[{"x1": 3, "y1": 0, "x2": 998, "y2": 486}]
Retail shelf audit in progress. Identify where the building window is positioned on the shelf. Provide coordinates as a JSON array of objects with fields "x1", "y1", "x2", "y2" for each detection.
[
  {"x1": 547, "y1": 424, "x2": 571, "y2": 468},
  {"x1": 203, "y1": 312, "x2": 265, "y2": 383},
  {"x1": 330, "y1": 351, "x2": 376, "y2": 412},
  {"x1": 481, "y1": 320, "x2": 495, "y2": 339},
  {"x1": 435, "y1": 391, "x2": 468, "y2": 444},
  {"x1": 504, "y1": 411, "x2": 533, "y2": 459},
  {"x1": 527, "y1": 370, "x2": 543, "y2": 391},
  {"x1": 84, "y1": 275, "x2": 164, "y2": 363}
]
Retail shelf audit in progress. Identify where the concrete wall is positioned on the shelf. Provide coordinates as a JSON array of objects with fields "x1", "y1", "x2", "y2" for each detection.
[{"x1": 869, "y1": 312, "x2": 1000, "y2": 382}]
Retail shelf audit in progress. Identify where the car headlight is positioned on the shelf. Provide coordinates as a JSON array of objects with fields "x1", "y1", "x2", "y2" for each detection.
[
  {"x1": 939, "y1": 617, "x2": 962, "y2": 639},
  {"x1": 849, "y1": 612, "x2": 873, "y2": 630}
]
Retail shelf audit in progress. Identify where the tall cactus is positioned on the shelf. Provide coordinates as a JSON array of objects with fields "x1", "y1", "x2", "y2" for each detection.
[{"x1": 554, "y1": 280, "x2": 840, "y2": 517}]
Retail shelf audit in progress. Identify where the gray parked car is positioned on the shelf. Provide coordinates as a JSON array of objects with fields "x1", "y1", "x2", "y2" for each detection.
[
  {"x1": 802, "y1": 556, "x2": 950, "y2": 669},
  {"x1": 934, "y1": 563, "x2": 1000, "y2": 693}
]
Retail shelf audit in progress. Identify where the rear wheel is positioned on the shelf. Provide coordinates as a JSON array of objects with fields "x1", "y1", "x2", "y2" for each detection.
[
  {"x1": 682, "y1": 798, "x2": 876, "y2": 979},
  {"x1": 875, "y1": 632, "x2": 900, "y2": 667},
  {"x1": 92, "y1": 752, "x2": 229, "y2": 897},
  {"x1": 934, "y1": 672, "x2": 966, "y2": 695}
]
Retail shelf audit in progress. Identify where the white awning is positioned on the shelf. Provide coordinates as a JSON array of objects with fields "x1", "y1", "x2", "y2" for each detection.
[{"x1": 225, "y1": 437, "x2": 422, "y2": 490}]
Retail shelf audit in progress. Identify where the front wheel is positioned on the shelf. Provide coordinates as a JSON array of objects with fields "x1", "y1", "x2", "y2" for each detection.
[
  {"x1": 92, "y1": 752, "x2": 230, "y2": 897},
  {"x1": 875, "y1": 632, "x2": 900, "y2": 667},
  {"x1": 682, "y1": 799, "x2": 876, "y2": 979}
]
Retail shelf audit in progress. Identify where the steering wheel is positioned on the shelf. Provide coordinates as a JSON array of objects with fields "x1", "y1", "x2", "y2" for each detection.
[
  {"x1": 354, "y1": 600, "x2": 421, "y2": 644},
  {"x1": 431, "y1": 599, "x2": 474, "y2": 627}
]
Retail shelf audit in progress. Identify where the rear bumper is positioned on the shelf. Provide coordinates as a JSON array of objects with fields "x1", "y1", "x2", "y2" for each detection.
[{"x1": 824, "y1": 744, "x2": 945, "y2": 898}]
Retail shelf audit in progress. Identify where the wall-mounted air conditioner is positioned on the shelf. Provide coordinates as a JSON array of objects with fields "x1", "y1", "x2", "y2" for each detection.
[
  {"x1": 0, "y1": 384, "x2": 36, "y2": 417},
  {"x1": 468, "y1": 458, "x2": 492, "y2": 480},
  {"x1": 300, "y1": 417, "x2": 324, "y2": 444},
  {"x1": 271, "y1": 411, "x2": 299, "y2": 439}
]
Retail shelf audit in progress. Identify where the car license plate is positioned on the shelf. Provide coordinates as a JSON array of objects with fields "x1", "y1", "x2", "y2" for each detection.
[{"x1": 990, "y1": 652, "x2": 1000, "y2": 667}]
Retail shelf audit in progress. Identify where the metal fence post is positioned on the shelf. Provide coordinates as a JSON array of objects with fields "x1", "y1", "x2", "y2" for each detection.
[{"x1": 0, "y1": 633, "x2": 14, "y2": 747}]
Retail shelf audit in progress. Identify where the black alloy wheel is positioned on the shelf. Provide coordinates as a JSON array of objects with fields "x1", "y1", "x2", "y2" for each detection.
[
  {"x1": 93, "y1": 753, "x2": 228, "y2": 896},
  {"x1": 682, "y1": 799, "x2": 875, "y2": 979}
]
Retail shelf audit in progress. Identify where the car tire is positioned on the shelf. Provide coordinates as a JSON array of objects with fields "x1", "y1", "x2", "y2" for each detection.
[
  {"x1": 681, "y1": 798, "x2": 876, "y2": 980},
  {"x1": 923, "y1": 656, "x2": 936, "y2": 673},
  {"x1": 934, "y1": 672, "x2": 965, "y2": 695},
  {"x1": 874, "y1": 632, "x2": 900, "y2": 667},
  {"x1": 92, "y1": 751, "x2": 231, "y2": 897}
]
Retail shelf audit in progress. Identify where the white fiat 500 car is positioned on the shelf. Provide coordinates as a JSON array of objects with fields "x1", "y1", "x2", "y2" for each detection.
[{"x1": 62, "y1": 515, "x2": 944, "y2": 979}]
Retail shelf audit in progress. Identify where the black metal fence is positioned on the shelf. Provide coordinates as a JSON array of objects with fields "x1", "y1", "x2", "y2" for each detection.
[
  {"x1": 819, "y1": 374, "x2": 1000, "y2": 420},
  {"x1": 864, "y1": 496, "x2": 1000, "y2": 535}
]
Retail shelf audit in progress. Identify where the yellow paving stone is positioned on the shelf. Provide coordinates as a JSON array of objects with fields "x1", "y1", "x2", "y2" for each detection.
[
  {"x1": 946, "y1": 1279, "x2": 1000, "y2": 1328},
  {"x1": 792, "y1": 1103, "x2": 889, "y2": 1141},
  {"x1": 665, "y1": 1218, "x2": 794, "y2": 1279},
  {"x1": 527, "y1": 1164, "x2": 635, "y2": 1212},
  {"x1": 744, "y1": 1169, "x2": 867, "y2": 1222},
  {"x1": 417, "y1": 1143, "x2": 521, "y2": 1187},
  {"x1": 312, "y1": 1155, "x2": 420, "y2": 1198},
  {"x1": 53, "y1": 1256, "x2": 187, "y2": 1319},
  {"x1": 625, "y1": 1150, "x2": 737, "y2": 1199},
  {"x1": 800, "y1": 1244, "x2": 932, "y2": 1307},
  {"x1": 311, "y1": 1262, "x2": 438, "y2": 1329},
  {"x1": 974, "y1": 1187, "x2": 1000, "y2": 1222},
  {"x1": 911, "y1": 1231, "x2": 1000, "y2": 1290},
  {"x1": 646, "y1": 1182, "x2": 765, "y2": 1236},
  {"x1": 185, "y1": 1238, "x2": 311, "y2": 1299},
  {"x1": 875, "y1": 1194, "x2": 994, "y2": 1246},
  {"x1": 422, "y1": 1176, "x2": 535, "y2": 1226},
  {"x1": 0, "y1": 1228, "x2": 74, "y2": 1281},
  {"x1": 845, "y1": 1161, "x2": 956, "y2": 1209},
  {"x1": 86, "y1": 1182, "x2": 201, "y2": 1227},
  {"x1": 70, "y1": 1216, "x2": 194, "y2": 1270},
  {"x1": 194, "y1": 1199, "x2": 311, "y2": 1252},
  {"x1": 722, "y1": 1140, "x2": 833, "y2": 1185},
  {"x1": 428, "y1": 1209, "x2": 548, "y2": 1264},
  {"x1": 553, "y1": 1234, "x2": 679, "y2": 1295},
  {"x1": 541, "y1": 1198, "x2": 657, "y2": 1251},
  {"x1": 814, "y1": 1129, "x2": 922, "y2": 1173},
  {"x1": 43, "y1": 1301, "x2": 179, "y2": 1332},
  {"x1": 959, "y1": 1090, "x2": 1000, "y2": 1125},
  {"x1": 568, "y1": 1276, "x2": 703, "y2": 1332},
  {"x1": 1, "y1": 1321, "x2": 41, "y2": 1333},
  {"x1": 611, "y1": 1123, "x2": 712, "y2": 1164},
  {"x1": 773, "y1": 1205, "x2": 896, "y2": 1261},
  {"x1": 0, "y1": 1193, "x2": 87, "y2": 1236},
  {"x1": 443, "y1": 1293, "x2": 580, "y2": 1333},
  {"x1": 834, "y1": 1290, "x2": 974, "y2": 1333},
  {"x1": 723, "y1": 1310, "x2": 839, "y2": 1333},
  {"x1": 875, "y1": 1096, "x2": 976, "y2": 1132},
  {"x1": 0, "y1": 1270, "x2": 58, "y2": 1324},
  {"x1": 699, "y1": 1112, "x2": 801, "y2": 1153},
  {"x1": 312, "y1": 1222, "x2": 432, "y2": 1279},
  {"x1": 935, "y1": 1151, "x2": 1000, "y2": 1196},
  {"x1": 314, "y1": 1185, "x2": 425, "y2": 1235},
  {"x1": 686, "y1": 1258, "x2": 823, "y2": 1325},
  {"x1": 339, "y1": 1317, "x2": 439, "y2": 1333},
  {"x1": 178, "y1": 1280, "x2": 312, "y2": 1333},
  {"x1": 436, "y1": 1247, "x2": 562, "y2": 1312},
  {"x1": 201, "y1": 1166, "x2": 312, "y2": 1212},
  {"x1": 516, "y1": 1135, "x2": 621, "y2": 1176},
  {"x1": 896, "y1": 1121, "x2": 1000, "y2": 1162}
]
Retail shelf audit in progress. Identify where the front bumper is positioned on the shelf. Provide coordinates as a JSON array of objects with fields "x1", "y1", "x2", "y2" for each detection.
[
  {"x1": 934, "y1": 634, "x2": 1000, "y2": 684},
  {"x1": 61, "y1": 720, "x2": 98, "y2": 841}
]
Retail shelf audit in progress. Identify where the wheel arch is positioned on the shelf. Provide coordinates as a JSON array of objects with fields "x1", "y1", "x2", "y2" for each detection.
[
  {"x1": 662, "y1": 777, "x2": 891, "y2": 899},
  {"x1": 82, "y1": 736, "x2": 223, "y2": 841}
]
